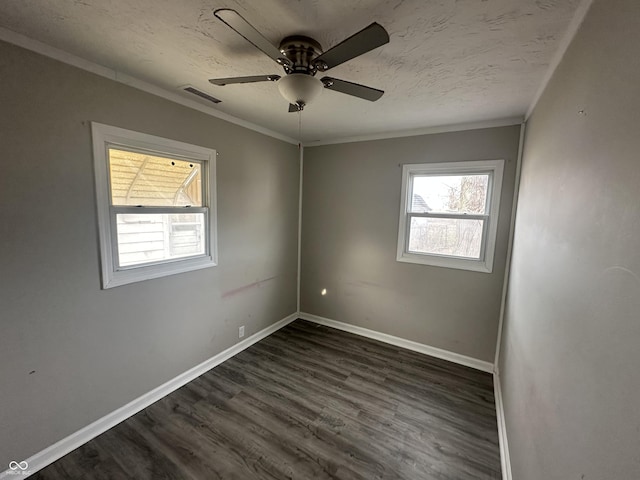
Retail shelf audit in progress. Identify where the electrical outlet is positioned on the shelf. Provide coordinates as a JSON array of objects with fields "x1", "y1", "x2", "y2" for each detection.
[{"x1": 239, "y1": 326, "x2": 245, "y2": 338}]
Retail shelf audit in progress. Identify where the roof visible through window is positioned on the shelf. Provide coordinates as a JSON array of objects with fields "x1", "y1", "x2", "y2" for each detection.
[{"x1": 108, "y1": 148, "x2": 202, "y2": 207}]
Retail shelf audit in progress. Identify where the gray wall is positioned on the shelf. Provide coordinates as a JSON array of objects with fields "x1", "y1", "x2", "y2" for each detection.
[
  {"x1": 0, "y1": 41, "x2": 299, "y2": 465},
  {"x1": 301, "y1": 126, "x2": 520, "y2": 362},
  {"x1": 499, "y1": 1, "x2": 640, "y2": 478}
]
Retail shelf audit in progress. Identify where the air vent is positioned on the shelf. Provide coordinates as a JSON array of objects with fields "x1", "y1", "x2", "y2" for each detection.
[{"x1": 182, "y1": 86, "x2": 222, "y2": 104}]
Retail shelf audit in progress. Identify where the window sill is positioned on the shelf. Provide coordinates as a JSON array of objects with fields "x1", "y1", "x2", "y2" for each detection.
[
  {"x1": 396, "y1": 252, "x2": 493, "y2": 273},
  {"x1": 103, "y1": 255, "x2": 216, "y2": 289}
]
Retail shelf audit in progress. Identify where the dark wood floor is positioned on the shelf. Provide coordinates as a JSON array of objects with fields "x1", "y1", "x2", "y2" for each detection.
[{"x1": 33, "y1": 320, "x2": 501, "y2": 479}]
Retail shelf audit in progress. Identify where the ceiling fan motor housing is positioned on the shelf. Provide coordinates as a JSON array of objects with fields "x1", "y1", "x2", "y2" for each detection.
[{"x1": 279, "y1": 36, "x2": 323, "y2": 75}]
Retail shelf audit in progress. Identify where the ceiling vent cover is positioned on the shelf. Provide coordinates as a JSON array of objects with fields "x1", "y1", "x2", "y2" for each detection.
[{"x1": 182, "y1": 86, "x2": 222, "y2": 104}]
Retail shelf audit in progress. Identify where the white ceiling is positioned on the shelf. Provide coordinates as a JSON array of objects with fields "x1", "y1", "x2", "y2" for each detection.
[{"x1": 0, "y1": 0, "x2": 582, "y2": 143}]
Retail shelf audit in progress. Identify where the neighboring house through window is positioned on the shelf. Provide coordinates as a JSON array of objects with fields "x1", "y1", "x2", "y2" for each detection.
[
  {"x1": 92, "y1": 123, "x2": 217, "y2": 288},
  {"x1": 397, "y1": 159, "x2": 504, "y2": 273}
]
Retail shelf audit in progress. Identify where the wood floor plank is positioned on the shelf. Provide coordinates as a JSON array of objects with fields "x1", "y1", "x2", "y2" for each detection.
[{"x1": 32, "y1": 319, "x2": 501, "y2": 479}]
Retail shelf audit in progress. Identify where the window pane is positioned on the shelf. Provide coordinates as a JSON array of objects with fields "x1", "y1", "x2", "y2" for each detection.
[
  {"x1": 116, "y1": 213, "x2": 205, "y2": 267},
  {"x1": 411, "y1": 174, "x2": 489, "y2": 214},
  {"x1": 109, "y1": 148, "x2": 202, "y2": 207},
  {"x1": 408, "y1": 217, "x2": 484, "y2": 259}
]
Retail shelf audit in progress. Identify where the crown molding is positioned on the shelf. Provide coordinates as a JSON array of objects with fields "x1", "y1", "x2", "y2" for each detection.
[
  {"x1": 302, "y1": 116, "x2": 523, "y2": 147},
  {"x1": 0, "y1": 26, "x2": 532, "y2": 147},
  {"x1": 0, "y1": 27, "x2": 298, "y2": 145}
]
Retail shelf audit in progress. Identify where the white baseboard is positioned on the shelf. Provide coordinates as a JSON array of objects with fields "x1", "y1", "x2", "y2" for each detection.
[
  {"x1": 1, "y1": 313, "x2": 298, "y2": 480},
  {"x1": 298, "y1": 312, "x2": 494, "y2": 373},
  {"x1": 493, "y1": 370, "x2": 513, "y2": 480},
  {"x1": 297, "y1": 313, "x2": 509, "y2": 476},
  {"x1": 4, "y1": 312, "x2": 508, "y2": 479}
]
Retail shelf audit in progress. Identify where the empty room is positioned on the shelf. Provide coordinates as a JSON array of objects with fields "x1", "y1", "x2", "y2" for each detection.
[{"x1": 1, "y1": 0, "x2": 638, "y2": 478}]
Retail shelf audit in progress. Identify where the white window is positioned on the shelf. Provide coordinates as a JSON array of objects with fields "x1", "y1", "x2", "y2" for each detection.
[
  {"x1": 92, "y1": 123, "x2": 217, "y2": 288},
  {"x1": 396, "y1": 160, "x2": 504, "y2": 273}
]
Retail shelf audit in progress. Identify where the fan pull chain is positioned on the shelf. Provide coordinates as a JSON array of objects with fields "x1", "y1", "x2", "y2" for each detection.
[{"x1": 298, "y1": 109, "x2": 302, "y2": 149}]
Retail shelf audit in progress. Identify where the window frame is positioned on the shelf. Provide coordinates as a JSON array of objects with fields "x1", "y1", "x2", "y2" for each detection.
[
  {"x1": 92, "y1": 122, "x2": 217, "y2": 289},
  {"x1": 396, "y1": 159, "x2": 504, "y2": 273}
]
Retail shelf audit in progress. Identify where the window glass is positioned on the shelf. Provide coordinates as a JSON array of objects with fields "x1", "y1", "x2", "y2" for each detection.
[
  {"x1": 408, "y1": 217, "x2": 484, "y2": 259},
  {"x1": 116, "y1": 213, "x2": 206, "y2": 267},
  {"x1": 410, "y1": 174, "x2": 489, "y2": 214},
  {"x1": 109, "y1": 148, "x2": 202, "y2": 207}
]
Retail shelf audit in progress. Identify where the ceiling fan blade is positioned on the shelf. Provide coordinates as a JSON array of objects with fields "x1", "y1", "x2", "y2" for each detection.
[
  {"x1": 214, "y1": 9, "x2": 292, "y2": 68},
  {"x1": 288, "y1": 103, "x2": 301, "y2": 113},
  {"x1": 313, "y1": 23, "x2": 389, "y2": 71},
  {"x1": 321, "y1": 77, "x2": 384, "y2": 101},
  {"x1": 209, "y1": 75, "x2": 281, "y2": 86}
]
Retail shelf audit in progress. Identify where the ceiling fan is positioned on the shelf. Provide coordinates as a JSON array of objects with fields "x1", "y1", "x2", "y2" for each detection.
[{"x1": 209, "y1": 9, "x2": 390, "y2": 112}]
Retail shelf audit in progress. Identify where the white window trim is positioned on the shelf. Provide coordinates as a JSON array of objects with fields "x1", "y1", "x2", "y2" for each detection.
[
  {"x1": 92, "y1": 122, "x2": 217, "y2": 289},
  {"x1": 396, "y1": 159, "x2": 504, "y2": 273}
]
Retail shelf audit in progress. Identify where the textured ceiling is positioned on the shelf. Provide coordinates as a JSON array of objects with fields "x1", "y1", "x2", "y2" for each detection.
[{"x1": 0, "y1": 0, "x2": 581, "y2": 142}]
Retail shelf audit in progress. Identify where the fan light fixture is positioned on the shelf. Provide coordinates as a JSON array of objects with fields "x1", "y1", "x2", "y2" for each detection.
[{"x1": 277, "y1": 74, "x2": 323, "y2": 110}]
